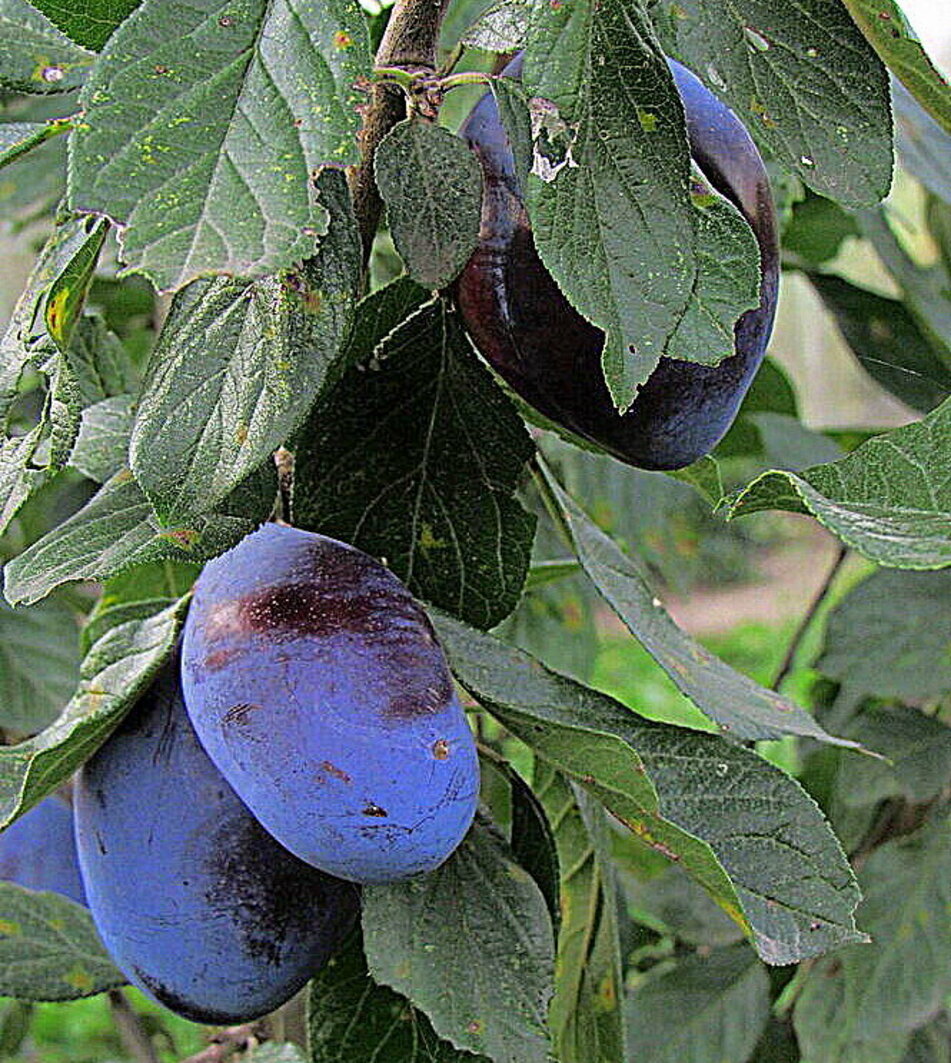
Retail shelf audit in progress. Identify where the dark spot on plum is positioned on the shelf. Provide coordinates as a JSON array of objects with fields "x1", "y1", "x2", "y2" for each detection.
[
  {"x1": 362, "y1": 803, "x2": 388, "y2": 817},
  {"x1": 223, "y1": 703, "x2": 261, "y2": 727},
  {"x1": 432, "y1": 739, "x2": 450, "y2": 760},
  {"x1": 152, "y1": 695, "x2": 180, "y2": 767},
  {"x1": 204, "y1": 647, "x2": 244, "y2": 671},
  {"x1": 383, "y1": 674, "x2": 454, "y2": 720},
  {"x1": 96, "y1": 831, "x2": 107, "y2": 855},
  {"x1": 358, "y1": 822, "x2": 412, "y2": 842},
  {"x1": 236, "y1": 582, "x2": 425, "y2": 643},
  {"x1": 203, "y1": 811, "x2": 354, "y2": 968},
  {"x1": 131, "y1": 967, "x2": 236, "y2": 1025},
  {"x1": 321, "y1": 761, "x2": 351, "y2": 783}
]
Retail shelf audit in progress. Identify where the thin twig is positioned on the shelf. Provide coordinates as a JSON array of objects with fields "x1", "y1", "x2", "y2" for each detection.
[
  {"x1": 349, "y1": 0, "x2": 453, "y2": 261},
  {"x1": 178, "y1": 1022, "x2": 265, "y2": 1063},
  {"x1": 106, "y1": 990, "x2": 159, "y2": 1063},
  {"x1": 771, "y1": 542, "x2": 848, "y2": 692},
  {"x1": 273, "y1": 445, "x2": 294, "y2": 524}
]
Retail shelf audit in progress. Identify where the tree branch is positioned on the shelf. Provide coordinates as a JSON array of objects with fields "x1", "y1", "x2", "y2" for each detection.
[
  {"x1": 771, "y1": 543, "x2": 848, "y2": 691},
  {"x1": 178, "y1": 1022, "x2": 266, "y2": 1063},
  {"x1": 349, "y1": 0, "x2": 453, "y2": 260},
  {"x1": 107, "y1": 990, "x2": 159, "y2": 1063}
]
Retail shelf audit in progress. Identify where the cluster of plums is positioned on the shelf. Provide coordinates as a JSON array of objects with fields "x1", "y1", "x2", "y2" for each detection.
[
  {"x1": 1, "y1": 56, "x2": 776, "y2": 1024},
  {"x1": 1, "y1": 524, "x2": 480, "y2": 1023}
]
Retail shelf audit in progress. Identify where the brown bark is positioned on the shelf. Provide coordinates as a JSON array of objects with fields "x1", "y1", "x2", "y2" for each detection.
[{"x1": 349, "y1": 0, "x2": 452, "y2": 261}]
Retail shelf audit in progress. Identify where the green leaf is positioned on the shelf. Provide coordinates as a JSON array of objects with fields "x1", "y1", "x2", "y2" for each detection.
[
  {"x1": 828, "y1": 703, "x2": 951, "y2": 808},
  {"x1": 523, "y1": 8, "x2": 758, "y2": 406},
  {"x1": 0, "y1": 1000, "x2": 33, "y2": 1057},
  {"x1": 0, "y1": 216, "x2": 110, "y2": 532},
  {"x1": 59, "y1": 313, "x2": 138, "y2": 406},
  {"x1": 375, "y1": 119, "x2": 483, "y2": 289},
  {"x1": 342, "y1": 275, "x2": 431, "y2": 368},
  {"x1": 2, "y1": 470, "x2": 271, "y2": 607},
  {"x1": 460, "y1": 0, "x2": 528, "y2": 53},
  {"x1": 671, "y1": 454, "x2": 722, "y2": 503},
  {"x1": 858, "y1": 209, "x2": 951, "y2": 366},
  {"x1": 130, "y1": 169, "x2": 361, "y2": 523},
  {"x1": 745, "y1": 412, "x2": 844, "y2": 472},
  {"x1": 0, "y1": 118, "x2": 73, "y2": 171},
  {"x1": 0, "y1": 0, "x2": 95, "y2": 94},
  {"x1": 508, "y1": 769, "x2": 561, "y2": 934},
  {"x1": 494, "y1": 569, "x2": 600, "y2": 683},
  {"x1": 654, "y1": 0, "x2": 893, "y2": 205},
  {"x1": 783, "y1": 190, "x2": 859, "y2": 265},
  {"x1": 805, "y1": 271, "x2": 951, "y2": 413},
  {"x1": 619, "y1": 863, "x2": 745, "y2": 948},
  {"x1": 625, "y1": 944, "x2": 770, "y2": 1063},
  {"x1": 308, "y1": 931, "x2": 487, "y2": 1063},
  {"x1": 928, "y1": 199, "x2": 951, "y2": 278},
  {"x1": 0, "y1": 430, "x2": 48, "y2": 542},
  {"x1": 294, "y1": 299, "x2": 536, "y2": 630},
  {"x1": 1, "y1": 215, "x2": 107, "y2": 420},
  {"x1": 433, "y1": 611, "x2": 866, "y2": 965},
  {"x1": 0, "y1": 883, "x2": 125, "y2": 1001},
  {"x1": 29, "y1": 0, "x2": 141, "y2": 50},
  {"x1": 901, "y1": 1019, "x2": 951, "y2": 1063},
  {"x1": 892, "y1": 80, "x2": 951, "y2": 204},
  {"x1": 0, "y1": 594, "x2": 81, "y2": 733},
  {"x1": 68, "y1": 0, "x2": 372, "y2": 291},
  {"x1": 44, "y1": 226, "x2": 109, "y2": 354},
  {"x1": 665, "y1": 175, "x2": 761, "y2": 368},
  {"x1": 793, "y1": 815, "x2": 951, "y2": 1063},
  {"x1": 534, "y1": 766, "x2": 625, "y2": 1063},
  {"x1": 0, "y1": 598, "x2": 183, "y2": 832},
  {"x1": 362, "y1": 820, "x2": 555, "y2": 1063},
  {"x1": 69, "y1": 394, "x2": 135, "y2": 482},
  {"x1": 0, "y1": 97, "x2": 68, "y2": 224},
  {"x1": 722, "y1": 397, "x2": 951, "y2": 570},
  {"x1": 81, "y1": 560, "x2": 199, "y2": 650},
  {"x1": 541, "y1": 464, "x2": 856, "y2": 745},
  {"x1": 818, "y1": 568, "x2": 951, "y2": 703},
  {"x1": 839, "y1": 0, "x2": 951, "y2": 136}
]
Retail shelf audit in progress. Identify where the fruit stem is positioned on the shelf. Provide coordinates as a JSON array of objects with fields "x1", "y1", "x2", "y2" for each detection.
[{"x1": 350, "y1": 0, "x2": 453, "y2": 262}]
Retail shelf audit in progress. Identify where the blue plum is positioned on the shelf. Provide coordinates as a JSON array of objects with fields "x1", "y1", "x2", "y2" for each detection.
[
  {"x1": 180, "y1": 523, "x2": 479, "y2": 884},
  {"x1": 74, "y1": 654, "x2": 359, "y2": 1024},
  {"x1": 455, "y1": 54, "x2": 780, "y2": 470},
  {"x1": 0, "y1": 795, "x2": 86, "y2": 906}
]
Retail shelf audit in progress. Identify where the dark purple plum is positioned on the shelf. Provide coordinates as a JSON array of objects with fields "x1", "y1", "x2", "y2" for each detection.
[
  {"x1": 0, "y1": 795, "x2": 86, "y2": 906},
  {"x1": 180, "y1": 523, "x2": 479, "y2": 884},
  {"x1": 455, "y1": 54, "x2": 780, "y2": 470},
  {"x1": 74, "y1": 655, "x2": 358, "y2": 1024}
]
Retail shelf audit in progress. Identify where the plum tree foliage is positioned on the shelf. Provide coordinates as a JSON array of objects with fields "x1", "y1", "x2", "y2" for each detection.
[{"x1": 0, "y1": 0, "x2": 949, "y2": 1060}]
